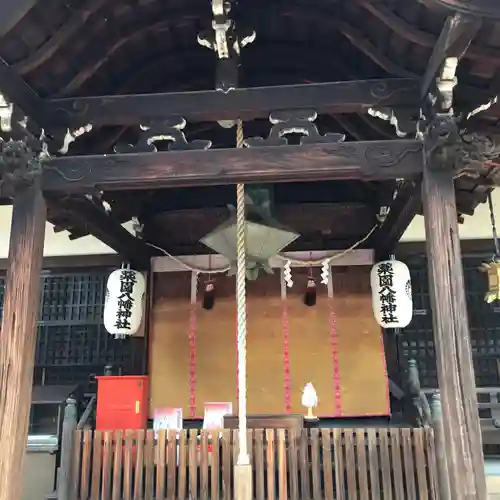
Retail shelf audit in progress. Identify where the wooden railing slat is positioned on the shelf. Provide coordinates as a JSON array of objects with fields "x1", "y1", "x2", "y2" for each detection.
[
  {"x1": 298, "y1": 429, "x2": 310, "y2": 500},
  {"x1": 80, "y1": 430, "x2": 92, "y2": 500},
  {"x1": 390, "y1": 429, "x2": 405, "y2": 500},
  {"x1": 378, "y1": 429, "x2": 392, "y2": 500},
  {"x1": 310, "y1": 429, "x2": 321, "y2": 500},
  {"x1": 333, "y1": 429, "x2": 346, "y2": 500},
  {"x1": 133, "y1": 429, "x2": 145, "y2": 500},
  {"x1": 111, "y1": 430, "x2": 123, "y2": 500},
  {"x1": 288, "y1": 429, "x2": 299, "y2": 500},
  {"x1": 402, "y1": 429, "x2": 416, "y2": 500},
  {"x1": 71, "y1": 426, "x2": 439, "y2": 500},
  {"x1": 122, "y1": 430, "x2": 133, "y2": 500},
  {"x1": 177, "y1": 430, "x2": 187, "y2": 500},
  {"x1": 156, "y1": 430, "x2": 166, "y2": 500},
  {"x1": 254, "y1": 429, "x2": 265, "y2": 500},
  {"x1": 277, "y1": 429, "x2": 287, "y2": 500},
  {"x1": 167, "y1": 430, "x2": 177, "y2": 500},
  {"x1": 211, "y1": 430, "x2": 221, "y2": 500},
  {"x1": 356, "y1": 430, "x2": 369, "y2": 500},
  {"x1": 200, "y1": 431, "x2": 209, "y2": 500},
  {"x1": 425, "y1": 429, "x2": 439, "y2": 500},
  {"x1": 344, "y1": 430, "x2": 357, "y2": 499},
  {"x1": 188, "y1": 429, "x2": 198, "y2": 500},
  {"x1": 101, "y1": 431, "x2": 113, "y2": 500},
  {"x1": 90, "y1": 431, "x2": 102, "y2": 500},
  {"x1": 367, "y1": 429, "x2": 380, "y2": 500},
  {"x1": 72, "y1": 429, "x2": 83, "y2": 500},
  {"x1": 321, "y1": 429, "x2": 334, "y2": 500},
  {"x1": 413, "y1": 429, "x2": 429, "y2": 500},
  {"x1": 221, "y1": 429, "x2": 232, "y2": 500},
  {"x1": 266, "y1": 429, "x2": 276, "y2": 500},
  {"x1": 144, "y1": 430, "x2": 155, "y2": 500}
]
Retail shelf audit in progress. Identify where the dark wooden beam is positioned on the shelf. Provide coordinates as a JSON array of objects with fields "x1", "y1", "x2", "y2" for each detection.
[
  {"x1": 396, "y1": 238, "x2": 498, "y2": 258},
  {"x1": 422, "y1": 159, "x2": 486, "y2": 499},
  {"x1": 46, "y1": 78, "x2": 419, "y2": 126},
  {"x1": 0, "y1": 181, "x2": 45, "y2": 500},
  {"x1": 42, "y1": 139, "x2": 424, "y2": 193},
  {"x1": 0, "y1": 253, "x2": 122, "y2": 271},
  {"x1": 47, "y1": 197, "x2": 153, "y2": 268},
  {"x1": 373, "y1": 182, "x2": 421, "y2": 256}
]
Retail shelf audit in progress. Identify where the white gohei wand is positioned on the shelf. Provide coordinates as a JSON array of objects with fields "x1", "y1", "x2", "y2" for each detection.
[{"x1": 302, "y1": 382, "x2": 319, "y2": 420}]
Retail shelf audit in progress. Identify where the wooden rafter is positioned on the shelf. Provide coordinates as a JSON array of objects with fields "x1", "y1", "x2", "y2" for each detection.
[{"x1": 420, "y1": 13, "x2": 481, "y2": 101}]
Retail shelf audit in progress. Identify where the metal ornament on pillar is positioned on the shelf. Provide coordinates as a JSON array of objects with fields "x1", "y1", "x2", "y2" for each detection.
[
  {"x1": 104, "y1": 266, "x2": 146, "y2": 338},
  {"x1": 370, "y1": 259, "x2": 413, "y2": 329}
]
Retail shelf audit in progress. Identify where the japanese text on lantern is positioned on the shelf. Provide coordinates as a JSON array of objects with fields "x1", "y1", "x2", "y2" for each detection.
[
  {"x1": 115, "y1": 270, "x2": 137, "y2": 330},
  {"x1": 377, "y1": 262, "x2": 399, "y2": 325}
]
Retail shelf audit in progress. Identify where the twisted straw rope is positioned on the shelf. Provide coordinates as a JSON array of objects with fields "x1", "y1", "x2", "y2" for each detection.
[{"x1": 235, "y1": 119, "x2": 249, "y2": 463}]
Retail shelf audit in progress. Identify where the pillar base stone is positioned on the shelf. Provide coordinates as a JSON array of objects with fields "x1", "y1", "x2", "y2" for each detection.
[{"x1": 234, "y1": 463, "x2": 252, "y2": 500}]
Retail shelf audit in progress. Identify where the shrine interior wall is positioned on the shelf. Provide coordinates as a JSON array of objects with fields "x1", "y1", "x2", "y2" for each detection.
[{"x1": 149, "y1": 267, "x2": 389, "y2": 418}]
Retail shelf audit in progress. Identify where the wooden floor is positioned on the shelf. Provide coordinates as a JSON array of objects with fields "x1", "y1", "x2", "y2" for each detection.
[{"x1": 71, "y1": 427, "x2": 438, "y2": 500}]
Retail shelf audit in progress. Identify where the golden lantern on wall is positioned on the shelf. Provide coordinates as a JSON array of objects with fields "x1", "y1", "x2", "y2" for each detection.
[
  {"x1": 479, "y1": 191, "x2": 500, "y2": 304},
  {"x1": 479, "y1": 259, "x2": 500, "y2": 303}
]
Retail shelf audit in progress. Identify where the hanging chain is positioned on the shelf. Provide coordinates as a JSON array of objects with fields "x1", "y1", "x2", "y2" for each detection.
[
  {"x1": 235, "y1": 119, "x2": 249, "y2": 463},
  {"x1": 488, "y1": 191, "x2": 500, "y2": 258}
]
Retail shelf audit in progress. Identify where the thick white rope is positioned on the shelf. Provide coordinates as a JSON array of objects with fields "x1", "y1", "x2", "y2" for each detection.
[{"x1": 235, "y1": 119, "x2": 249, "y2": 464}]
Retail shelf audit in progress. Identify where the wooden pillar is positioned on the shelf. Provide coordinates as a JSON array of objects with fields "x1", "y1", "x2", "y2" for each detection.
[
  {"x1": 0, "y1": 181, "x2": 46, "y2": 500},
  {"x1": 422, "y1": 160, "x2": 486, "y2": 500}
]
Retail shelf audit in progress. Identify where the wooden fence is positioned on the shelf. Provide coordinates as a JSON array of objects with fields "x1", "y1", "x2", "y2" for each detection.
[{"x1": 70, "y1": 428, "x2": 438, "y2": 500}]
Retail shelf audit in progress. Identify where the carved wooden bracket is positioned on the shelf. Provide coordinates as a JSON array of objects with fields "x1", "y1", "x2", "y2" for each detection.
[
  {"x1": 114, "y1": 116, "x2": 212, "y2": 153},
  {"x1": 423, "y1": 112, "x2": 500, "y2": 182},
  {"x1": 245, "y1": 109, "x2": 345, "y2": 147},
  {"x1": 0, "y1": 139, "x2": 42, "y2": 197}
]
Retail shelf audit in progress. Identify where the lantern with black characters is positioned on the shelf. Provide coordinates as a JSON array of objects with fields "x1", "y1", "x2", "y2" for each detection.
[
  {"x1": 104, "y1": 266, "x2": 146, "y2": 338},
  {"x1": 370, "y1": 259, "x2": 413, "y2": 329}
]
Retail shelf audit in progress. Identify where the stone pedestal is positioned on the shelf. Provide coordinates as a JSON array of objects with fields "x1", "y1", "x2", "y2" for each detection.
[{"x1": 234, "y1": 463, "x2": 252, "y2": 500}]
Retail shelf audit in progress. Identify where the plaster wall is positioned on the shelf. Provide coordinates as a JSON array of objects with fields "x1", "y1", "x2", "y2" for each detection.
[{"x1": 0, "y1": 190, "x2": 497, "y2": 257}]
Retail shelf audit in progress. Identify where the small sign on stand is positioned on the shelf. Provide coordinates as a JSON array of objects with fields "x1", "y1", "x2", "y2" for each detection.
[
  {"x1": 153, "y1": 407, "x2": 183, "y2": 465},
  {"x1": 153, "y1": 407, "x2": 183, "y2": 437},
  {"x1": 202, "y1": 402, "x2": 233, "y2": 451}
]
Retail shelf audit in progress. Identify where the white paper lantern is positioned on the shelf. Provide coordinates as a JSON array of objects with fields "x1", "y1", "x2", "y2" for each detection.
[
  {"x1": 104, "y1": 268, "x2": 146, "y2": 338},
  {"x1": 370, "y1": 259, "x2": 412, "y2": 329}
]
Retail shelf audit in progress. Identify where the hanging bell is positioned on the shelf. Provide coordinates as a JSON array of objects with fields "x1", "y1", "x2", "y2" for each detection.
[
  {"x1": 479, "y1": 258, "x2": 500, "y2": 303},
  {"x1": 202, "y1": 281, "x2": 216, "y2": 310},
  {"x1": 304, "y1": 278, "x2": 317, "y2": 307}
]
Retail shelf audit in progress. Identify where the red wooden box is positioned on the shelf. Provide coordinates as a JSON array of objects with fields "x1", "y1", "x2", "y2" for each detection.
[{"x1": 95, "y1": 375, "x2": 149, "y2": 431}]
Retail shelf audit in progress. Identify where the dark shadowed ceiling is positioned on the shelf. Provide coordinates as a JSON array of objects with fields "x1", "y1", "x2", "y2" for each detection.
[{"x1": 1, "y1": 0, "x2": 500, "y2": 256}]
